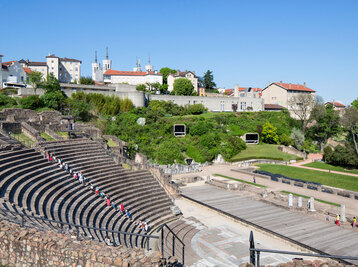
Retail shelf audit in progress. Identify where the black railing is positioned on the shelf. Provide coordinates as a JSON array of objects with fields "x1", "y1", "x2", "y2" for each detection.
[
  {"x1": 158, "y1": 223, "x2": 185, "y2": 265},
  {"x1": 0, "y1": 206, "x2": 185, "y2": 264},
  {"x1": 249, "y1": 231, "x2": 358, "y2": 266}
]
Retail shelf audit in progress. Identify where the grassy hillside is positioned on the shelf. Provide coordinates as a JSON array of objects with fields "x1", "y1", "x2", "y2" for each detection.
[{"x1": 232, "y1": 144, "x2": 302, "y2": 161}]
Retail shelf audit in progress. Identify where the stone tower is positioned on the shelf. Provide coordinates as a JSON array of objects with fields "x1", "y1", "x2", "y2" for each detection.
[
  {"x1": 102, "y1": 47, "x2": 112, "y2": 73},
  {"x1": 145, "y1": 56, "x2": 153, "y2": 72}
]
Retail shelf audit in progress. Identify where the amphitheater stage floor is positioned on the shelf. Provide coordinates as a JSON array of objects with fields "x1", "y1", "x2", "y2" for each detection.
[
  {"x1": 180, "y1": 184, "x2": 358, "y2": 266},
  {"x1": 175, "y1": 198, "x2": 317, "y2": 266}
]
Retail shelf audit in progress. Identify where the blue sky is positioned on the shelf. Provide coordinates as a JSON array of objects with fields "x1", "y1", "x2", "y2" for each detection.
[{"x1": 1, "y1": 0, "x2": 357, "y2": 105}]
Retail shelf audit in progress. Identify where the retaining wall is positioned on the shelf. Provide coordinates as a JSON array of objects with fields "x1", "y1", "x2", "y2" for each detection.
[{"x1": 0, "y1": 219, "x2": 161, "y2": 267}]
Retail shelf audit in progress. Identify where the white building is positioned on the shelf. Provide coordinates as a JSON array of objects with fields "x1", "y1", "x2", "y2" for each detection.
[
  {"x1": 96, "y1": 53, "x2": 162, "y2": 85},
  {"x1": 103, "y1": 69, "x2": 162, "y2": 85},
  {"x1": 19, "y1": 54, "x2": 82, "y2": 83},
  {"x1": 1, "y1": 56, "x2": 28, "y2": 88},
  {"x1": 167, "y1": 71, "x2": 198, "y2": 93}
]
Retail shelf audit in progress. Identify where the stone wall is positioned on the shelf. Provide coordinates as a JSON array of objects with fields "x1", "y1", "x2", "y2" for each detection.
[
  {"x1": 21, "y1": 122, "x2": 45, "y2": 143},
  {"x1": 278, "y1": 145, "x2": 306, "y2": 158},
  {"x1": 0, "y1": 122, "x2": 22, "y2": 134},
  {"x1": 0, "y1": 219, "x2": 161, "y2": 267}
]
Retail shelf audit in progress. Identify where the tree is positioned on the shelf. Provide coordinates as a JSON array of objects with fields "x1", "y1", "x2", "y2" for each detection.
[
  {"x1": 19, "y1": 95, "x2": 43, "y2": 110},
  {"x1": 41, "y1": 90, "x2": 67, "y2": 110},
  {"x1": 173, "y1": 78, "x2": 194, "y2": 96},
  {"x1": 290, "y1": 128, "x2": 305, "y2": 150},
  {"x1": 351, "y1": 98, "x2": 358, "y2": 109},
  {"x1": 288, "y1": 93, "x2": 315, "y2": 134},
  {"x1": 79, "y1": 76, "x2": 95, "y2": 85},
  {"x1": 315, "y1": 95, "x2": 324, "y2": 105},
  {"x1": 308, "y1": 104, "x2": 341, "y2": 150},
  {"x1": 203, "y1": 70, "x2": 216, "y2": 90},
  {"x1": 42, "y1": 73, "x2": 61, "y2": 92},
  {"x1": 160, "y1": 67, "x2": 177, "y2": 84},
  {"x1": 27, "y1": 71, "x2": 43, "y2": 95},
  {"x1": 341, "y1": 106, "x2": 358, "y2": 155},
  {"x1": 261, "y1": 122, "x2": 279, "y2": 144},
  {"x1": 136, "y1": 84, "x2": 146, "y2": 92}
]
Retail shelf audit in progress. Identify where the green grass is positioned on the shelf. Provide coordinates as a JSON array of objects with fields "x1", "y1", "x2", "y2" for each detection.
[
  {"x1": 303, "y1": 162, "x2": 358, "y2": 175},
  {"x1": 56, "y1": 131, "x2": 69, "y2": 140},
  {"x1": 105, "y1": 137, "x2": 118, "y2": 147},
  {"x1": 214, "y1": 174, "x2": 267, "y2": 188},
  {"x1": 10, "y1": 133, "x2": 34, "y2": 147},
  {"x1": 280, "y1": 190, "x2": 340, "y2": 207},
  {"x1": 257, "y1": 164, "x2": 358, "y2": 192},
  {"x1": 41, "y1": 132, "x2": 55, "y2": 141},
  {"x1": 232, "y1": 144, "x2": 302, "y2": 162}
]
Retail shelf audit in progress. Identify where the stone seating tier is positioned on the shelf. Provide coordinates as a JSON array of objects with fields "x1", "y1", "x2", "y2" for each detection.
[{"x1": 0, "y1": 139, "x2": 177, "y2": 249}]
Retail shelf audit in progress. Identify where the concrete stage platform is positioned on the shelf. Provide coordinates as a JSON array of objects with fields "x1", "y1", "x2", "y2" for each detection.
[{"x1": 181, "y1": 185, "x2": 358, "y2": 265}]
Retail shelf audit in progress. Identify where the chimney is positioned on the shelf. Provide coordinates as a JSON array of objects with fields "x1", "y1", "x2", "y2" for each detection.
[
  {"x1": 26, "y1": 58, "x2": 29, "y2": 64},
  {"x1": 303, "y1": 82, "x2": 306, "y2": 87},
  {"x1": 280, "y1": 81, "x2": 283, "y2": 85},
  {"x1": 289, "y1": 83, "x2": 291, "y2": 89},
  {"x1": 234, "y1": 84, "x2": 239, "y2": 97}
]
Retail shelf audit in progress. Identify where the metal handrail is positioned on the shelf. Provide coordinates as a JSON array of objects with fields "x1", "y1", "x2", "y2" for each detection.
[
  {"x1": 158, "y1": 223, "x2": 185, "y2": 265},
  {"x1": 0, "y1": 206, "x2": 158, "y2": 249},
  {"x1": 249, "y1": 231, "x2": 358, "y2": 266}
]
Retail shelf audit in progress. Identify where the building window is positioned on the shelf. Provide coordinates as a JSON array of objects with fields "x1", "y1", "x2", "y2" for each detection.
[
  {"x1": 240, "y1": 102, "x2": 246, "y2": 110},
  {"x1": 75, "y1": 67, "x2": 78, "y2": 71}
]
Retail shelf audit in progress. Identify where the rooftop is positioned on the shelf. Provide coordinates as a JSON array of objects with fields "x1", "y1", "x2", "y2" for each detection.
[
  {"x1": 326, "y1": 102, "x2": 345, "y2": 108},
  {"x1": 273, "y1": 82, "x2": 315, "y2": 92},
  {"x1": 104, "y1": 70, "x2": 162, "y2": 76}
]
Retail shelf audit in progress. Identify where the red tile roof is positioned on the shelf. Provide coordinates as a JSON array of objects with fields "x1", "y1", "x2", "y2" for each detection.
[
  {"x1": 326, "y1": 102, "x2": 345, "y2": 108},
  {"x1": 264, "y1": 104, "x2": 284, "y2": 110},
  {"x1": 24, "y1": 67, "x2": 33, "y2": 74},
  {"x1": 274, "y1": 82, "x2": 315, "y2": 92},
  {"x1": 104, "y1": 70, "x2": 162, "y2": 76},
  {"x1": 2, "y1": 60, "x2": 17, "y2": 66}
]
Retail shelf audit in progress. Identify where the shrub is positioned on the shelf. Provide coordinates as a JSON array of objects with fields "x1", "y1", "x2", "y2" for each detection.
[
  {"x1": 0, "y1": 94, "x2": 17, "y2": 107},
  {"x1": 19, "y1": 95, "x2": 43, "y2": 110},
  {"x1": 279, "y1": 133, "x2": 293, "y2": 146},
  {"x1": 261, "y1": 122, "x2": 279, "y2": 144},
  {"x1": 41, "y1": 91, "x2": 67, "y2": 110},
  {"x1": 290, "y1": 128, "x2": 304, "y2": 150},
  {"x1": 188, "y1": 104, "x2": 207, "y2": 115}
]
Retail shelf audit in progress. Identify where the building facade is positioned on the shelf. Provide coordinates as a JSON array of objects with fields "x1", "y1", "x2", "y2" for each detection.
[
  {"x1": 19, "y1": 54, "x2": 81, "y2": 83},
  {"x1": 1, "y1": 57, "x2": 27, "y2": 88},
  {"x1": 149, "y1": 92, "x2": 264, "y2": 112},
  {"x1": 262, "y1": 82, "x2": 316, "y2": 117},
  {"x1": 167, "y1": 71, "x2": 198, "y2": 93}
]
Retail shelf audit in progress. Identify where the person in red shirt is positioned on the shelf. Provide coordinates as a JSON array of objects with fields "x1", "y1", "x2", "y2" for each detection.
[
  {"x1": 107, "y1": 198, "x2": 110, "y2": 206},
  {"x1": 121, "y1": 203, "x2": 124, "y2": 213}
]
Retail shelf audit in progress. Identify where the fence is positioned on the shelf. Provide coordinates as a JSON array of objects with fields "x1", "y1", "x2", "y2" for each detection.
[{"x1": 249, "y1": 231, "x2": 358, "y2": 266}]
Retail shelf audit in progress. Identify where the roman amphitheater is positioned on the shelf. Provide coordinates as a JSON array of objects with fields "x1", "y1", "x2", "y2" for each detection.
[{"x1": 0, "y1": 108, "x2": 357, "y2": 267}]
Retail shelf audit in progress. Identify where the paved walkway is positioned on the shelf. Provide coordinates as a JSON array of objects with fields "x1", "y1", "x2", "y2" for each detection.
[
  {"x1": 181, "y1": 185, "x2": 358, "y2": 265},
  {"x1": 290, "y1": 153, "x2": 358, "y2": 177}
]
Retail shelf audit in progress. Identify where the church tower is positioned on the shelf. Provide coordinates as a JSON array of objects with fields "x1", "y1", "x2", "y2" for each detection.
[
  {"x1": 102, "y1": 47, "x2": 112, "y2": 73},
  {"x1": 92, "y1": 51, "x2": 100, "y2": 81},
  {"x1": 92, "y1": 51, "x2": 103, "y2": 82},
  {"x1": 133, "y1": 57, "x2": 142, "y2": 72},
  {"x1": 145, "y1": 56, "x2": 153, "y2": 72}
]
